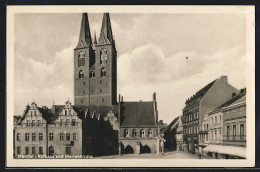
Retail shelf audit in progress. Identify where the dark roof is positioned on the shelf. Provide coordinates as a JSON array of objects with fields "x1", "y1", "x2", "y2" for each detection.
[
  {"x1": 164, "y1": 116, "x2": 180, "y2": 133},
  {"x1": 120, "y1": 102, "x2": 155, "y2": 127},
  {"x1": 74, "y1": 105, "x2": 118, "y2": 119},
  {"x1": 216, "y1": 91, "x2": 246, "y2": 109},
  {"x1": 186, "y1": 80, "x2": 216, "y2": 104}
]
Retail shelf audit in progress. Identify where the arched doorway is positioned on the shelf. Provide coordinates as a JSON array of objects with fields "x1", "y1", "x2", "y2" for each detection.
[
  {"x1": 49, "y1": 146, "x2": 54, "y2": 156},
  {"x1": 124, "y1": 145, "x2": 134, "y2": 154},
  {"x1": 141, "y1": 145, "x2": 151, "y2": 154}
]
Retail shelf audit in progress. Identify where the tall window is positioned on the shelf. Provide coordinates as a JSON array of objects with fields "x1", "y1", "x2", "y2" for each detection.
[
  {"x1": 60, "y1": 133, "x2": 64, "y2": 141},
  {"x1": 140, "y1": 129, "x2": 145, "y2": 137},
  {"x1": 90, "y1": 71, "x2": 95, "y2": 78},
  {"x1": 132, "y1": 129, "x2": 137, "y2": 137},
  {"x1": 101, "y1": 67, "x2": 106, "y2": 77},
  {"x1": 66, "y1": 119, "x2": 70, "y2": 126},
  {"x1": 211, "y1": 131, "x2": 213, "y2": 140},
  {"x1": 66, "y1": 133, "x2": 70, "y2": 141},
  {"x1": 100, "y1": 48, "x2": 108, "y2": 64},
  {"x1": 34, "y1": 111, "x2": 37, "y2": 116},
  {"x1": 39, "y1": 147, "x2": 43, "y2": 155},
  {"x1": 148, "y1": 129, "x2": 153, "y2": 138},
  {"x1": 37, "y1": 120, "x2": 41, "y2": 126},
  {"x1": 124, "y1": 129, "x2": 129, "y2": 137},
  {"x1": 25, "y1": 147, "x2": 29, "y2": 155},
  {"x1": 49, "y1": 133, "x2": 53, "y2": 141},
  {"x1": 32, "y1": 133, "x2": 36, "y2": 141},
  {"x1": 211, "y1": 117, "x2": 213, "y2": 125},
  {"x1": 215, "y1": 116, "x2": 217, "y2": 124},
  {"x1": 233, "y1": 125, "x2": 236, "y2": 136},
  {"x1": 78, "y1": 51, "x2": 85, "y2": 66},
  {"x1": 73, "y1": 133, "x2": 77, "y2": 141},
  {"x1": 214, "y1": 130, "x2": 217, "y2": 140},
  {"x1": 17, "y1": 147, "x2": 21, "y2": 155},
  {"x1": 79, "y1": 70, "x2": 84, "y2": 79},
  {"x1": 66, "y1": 147, "x2": 71, "y2": 155},
  {"x1": 219, "y1": 115, "x2": 222, "y2": 124},
  {"x1": 72, "y1": 119, "x2": 76, "y2": 126},
  {"x1": 240, "y1": 124, "x2": 245, "y2": 140},
  {"x1": 32, "y1": 120, "x2": 35, "y2": 126},
  {"x1": 227, "y1": 126, "x2": 230, "y2": 139},
  {"x1": 196, "y1": 112, "x2": 199, "y2": 119},
  {"x1": 39, "y1": 133, "x2": 43, "y2": 141},
  {"x1": 65, "y1": 110, "x2": 67, "y2": 115},
  {"x1": 25, "y1": 133, "x2": 29, "y2": 141},
  {"x1": 32, "y1": 147, "x2": 36, "y2": 155},
  {"x1": 17, "y1": 133, "x2": 20, "y2": 141}
]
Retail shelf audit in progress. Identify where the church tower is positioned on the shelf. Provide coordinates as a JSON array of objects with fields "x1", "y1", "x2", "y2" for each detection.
[{"x1": 74, "y1": 13, "x2": 117, "y2": 106}]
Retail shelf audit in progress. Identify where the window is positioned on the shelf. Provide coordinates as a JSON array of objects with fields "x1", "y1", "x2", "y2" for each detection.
[
  {"x1": 39, "y1": 147, "x2": 43, "y2": 155},
  {"x1": 66, "y1": 133, "x2": 70, "y2": 141},
  {"x1": 240, "y1": 124, "x2": 245, "y2": 140},
  {"x1": 32, "y1": 147, "x2": 36, "y2": 155},
  {"x1": 79, "y1": 70, "x2": 84, "y2": 79},
  {"x1": 66, "y1": 119, "x2": 70, "y2": 126},
  {"x1": 39, "y1": 133, "x2": 43, "y2": 141},
  {"x1": 69, "y1": 110, "x2": 71, "y2": 115},
  {"x1": 211, "y1": 117, "x2": 213, "y2": 125},
  {"x1": 66, "y1": 147, "x2": 71, "y2": 155},
  {"x1": 219, "y1": 115, "x2": 222, "y2": 124},
  {"x1": 78, "y1": 51, "x2": 85, "y2": 66},
  {"x1": 32, "y1": 120, "x2": 35, "y2": 126},
  {"x1": 17, "y1": 133, "x2": 20, "y2": 141},
  {"x1": 60, "y1": 133, "x2": 64, "y2": 141},
  {"x1": 32, "y1": 133, "x2": 36, "y2": 141},
  {"x1": 211, "y1": 131, "x2": 213, "y2": 140},
  {"x1": 100, "y1": 89, "x2": 102, "y2": 93},
  {"x1": 25, "y1": 147, "x2": 29, "y2": 155},
  {"x1": 83, "y1": 90, "x2": 85, "y2": 94},
  {"x1": 90, "y1": 71, "x2": 95, "y2": 78},
  {"x1": 101, "y1": 67, "x2": 106, "y2": 77},
  {"x1": 27, "y1": 120, "x2": 30, "y2": 127},
  {"x1": 65, "y1": 110, "x2": 67, "y2": 115},
  {"x1": 214, "y1": 130, "x2": 217, "y2": 140},
  {"x1": 100, "y1": 48, "x2": 108, "y2": 64},
  {"x1": 37, "y1": 120, "x2": 41, "y2": 126},
  {"x1": 72, "y1": 119, "x2": 76, "y2": 126},
  {"x1": 140, "y1": 129, "x2": 145, "y2": 137},
  {"x1": 17, "y1": 147, "x2": 21, "y2": 155},
  {"x1": 227, "y1": 126, "x2": 230, "y2": 137},
  {"x1": 196, "y1": 112, "x2": 199, "y2": 119},
  {"x1": 233, "y1": 125, "x2": 236, "y2": 136},
  {"x1": 124, "y1": 129, "x2": 129, "y2": 137},
  {"x1": 197, "y1": 126, "x2": 199, "y2": 134},
  {"x1": 102, "y1": 98, "x2": 104, "y2": 102},
  {"x1": 31, "y1": 111, "x2": 33, "y2": 116},
  {"x1": 60, "y1": 119, "x2": 64, "y2": 126},
  {"x1": 206, "y1": 124, "x2": 208, "y2": 130},
  {"x1": 73, "y1": 133, "x2": 77, "y2": 141},
  {"x1": 132, "y1": 129, "x2": 137, "y2": 137},
  {"x1": 25, "y1": 133, "x2": 29, "y2": 141},
  {"x1": 49, "y1": 133, "x2": 53, "y2": 141},
  {"x1": 148, "y1": 129, "x2": 153, "y2": 138},
  {"x1": 34, "y1": 111, "x2": 37, "y2": 116}
]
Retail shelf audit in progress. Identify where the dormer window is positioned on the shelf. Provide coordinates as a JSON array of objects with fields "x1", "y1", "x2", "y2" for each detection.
[
  {"x1": 101, "y1": 67, "x2": 106, "y2": 77},
  {"x1": 79, "y1": 70, "x2": 84, "y2": 79}
]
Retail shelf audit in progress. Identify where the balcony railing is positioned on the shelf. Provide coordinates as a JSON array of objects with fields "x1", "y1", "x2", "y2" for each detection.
[{"x1": 223, "y1": 135, "x2": 246, "y2": 142}]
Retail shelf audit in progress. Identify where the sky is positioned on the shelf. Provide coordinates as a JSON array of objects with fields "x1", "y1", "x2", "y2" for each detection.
[{"x1": 14, "y1": 13, "x2": 247, "y2": 124}]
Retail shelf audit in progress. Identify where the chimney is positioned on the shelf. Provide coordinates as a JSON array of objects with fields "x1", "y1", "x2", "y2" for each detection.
[
  {"x1": 220, "y1": 76, "x2": 228, "y2": 83},
  {"x1": 153, "y1": 92, "x2": 156, "y2": 101},
  {"x1": 232, "y1": 93, "x2": 236, "y2": 98},
  {"x1": 240, "y1": 88, "x2": 246, "y2": 94}
]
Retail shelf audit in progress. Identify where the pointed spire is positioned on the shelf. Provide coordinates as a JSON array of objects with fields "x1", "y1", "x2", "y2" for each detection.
[
  {"x1": 94, "y1": 30, "x2": 97, "y2": 44},
  {"x1": 99, "y1": 13, "x2": 114, "y2": 44},
  {"x1": 76, "y1": 13, "x2": 92, "y2": 49}
]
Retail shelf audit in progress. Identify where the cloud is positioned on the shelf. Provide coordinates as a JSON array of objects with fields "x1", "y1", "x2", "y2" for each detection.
[{"x1": 117, "y1": 44, "x2": 246, "y2": 123}]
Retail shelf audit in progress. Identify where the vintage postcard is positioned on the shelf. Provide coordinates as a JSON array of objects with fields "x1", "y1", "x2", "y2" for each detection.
[{"x1": 6, "y1": 5, "x2": 255, "y2": 167}]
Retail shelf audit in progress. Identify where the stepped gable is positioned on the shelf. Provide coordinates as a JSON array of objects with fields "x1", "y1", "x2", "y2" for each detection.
[{"x1": 120, "y1": 102, "x2": 155, "y2": 127}]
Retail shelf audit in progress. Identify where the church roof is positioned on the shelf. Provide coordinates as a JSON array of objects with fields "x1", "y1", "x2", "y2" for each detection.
[
  {"x1": 98, "y1": 13, "x2": 114, "y2": 45},
  {"x1": 75, "y1": 13, "x2": 92, "y2": 49},
  {"x1": 120, "y1": 102, "x2": 156, "y2": 127}
]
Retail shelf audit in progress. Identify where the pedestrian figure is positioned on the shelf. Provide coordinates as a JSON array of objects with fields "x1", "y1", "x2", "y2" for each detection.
[{"x1": 159, "y1": 134, "x2": 166, "y2": 155}]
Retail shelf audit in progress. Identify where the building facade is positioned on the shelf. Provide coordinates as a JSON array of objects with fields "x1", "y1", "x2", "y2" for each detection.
[
  {"x1": 13, "y1": 12, "x2": 159, "y2": 157},
  {"x1": 182, "y1": 76, "x2": 239, "y2": 155}
]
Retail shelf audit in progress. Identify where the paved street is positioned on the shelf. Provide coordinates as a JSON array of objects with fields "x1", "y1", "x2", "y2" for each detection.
[{"x1": 95, "y1": 151, "x2": 199, "y2": 159}]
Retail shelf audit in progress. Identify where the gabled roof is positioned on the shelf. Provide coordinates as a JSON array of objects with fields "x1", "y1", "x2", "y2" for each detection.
[
  {"x1": 216, "y1": 91, "x2": 246, "y2": 109},
  {"x1": 186, "y1": 80, "x2": 217, "y2": 104},
  {"x1": 120, "y1": 102, "x2": 155, "y2": 127}
]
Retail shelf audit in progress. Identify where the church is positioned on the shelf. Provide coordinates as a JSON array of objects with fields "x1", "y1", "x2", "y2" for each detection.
[{"x1": 13, "y1": 13, "x2": 160, "y2": 157}]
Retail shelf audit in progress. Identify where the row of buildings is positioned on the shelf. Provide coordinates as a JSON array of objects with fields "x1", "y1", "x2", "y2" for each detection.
[
  {"x1": 13, "y1": 13, "x2": 160, "y2": 158},
  {"x1": 174, "y1": 76, "x2": 246, "y2": 159}
]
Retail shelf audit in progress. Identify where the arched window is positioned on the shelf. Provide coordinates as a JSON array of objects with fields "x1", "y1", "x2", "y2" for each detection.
[
  {"x1": 78, "y1": 51, "x2": 85, "y2": 66},
  {"x1": 100, "y1": 48, "x2": 108, "y2": 64},
  {"x1": 124, "y1": 129, "x2": 129, "y2": 137},
  {"x1": 79, "y1": 70, "x2": 84, "y2": 79},
  {"x1": 132, "y1": 129, "x2": 137, "y2": 138},
  {"x1": 90, "y1": 71, "x2": 95, "y2": 78},
  {"x1": 101, "y1": 67, "x2": 106, "y2": 77},
  {"x1": 148, "y1": 129, "x2": 153, "y2": 138},
  {"x1": 140, "y1": 129, "x2": 145, "y2": 137}
]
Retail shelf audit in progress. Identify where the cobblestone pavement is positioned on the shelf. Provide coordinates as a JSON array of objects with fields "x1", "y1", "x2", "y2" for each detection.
[{"x1": 95, "y1": 151, "x2": 199, "y2": 159}]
